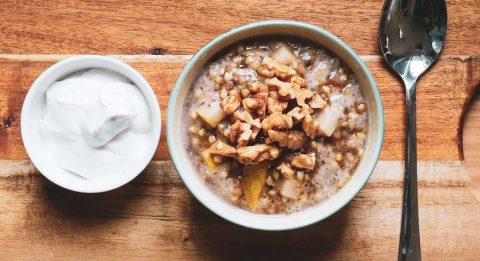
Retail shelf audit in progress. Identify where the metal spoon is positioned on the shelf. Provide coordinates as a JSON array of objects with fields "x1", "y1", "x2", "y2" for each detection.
[{"x1": 379, "y1": 0, "x2": 447, "y2": 260}]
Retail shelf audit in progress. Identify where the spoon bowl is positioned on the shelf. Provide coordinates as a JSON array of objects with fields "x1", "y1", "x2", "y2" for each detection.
[{"x1": 380, "y1": 0, "x2": 447, "y2": 84}]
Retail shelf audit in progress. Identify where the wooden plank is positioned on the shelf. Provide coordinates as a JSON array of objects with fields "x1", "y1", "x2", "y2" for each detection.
[
  {"x1": 0, "y1": 0, "x2": 478, "y2": 56},
  {"x1": 463, "y1": 96, "x2": 480, "y2": 189},
  {"x1": 0, "y1": 160, "x2": 478, "y2": 260},
  {"x1": 463, "y1": 56, "x2": 480, "y2": 191},
  {"x1": 0, "y1": 55, "x2": 471, "y2": 161}
]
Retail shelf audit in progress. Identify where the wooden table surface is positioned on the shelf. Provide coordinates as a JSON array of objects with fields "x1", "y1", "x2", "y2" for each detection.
[{"x1": 1, "y1": 1, "x2": 480, "y2": 260}]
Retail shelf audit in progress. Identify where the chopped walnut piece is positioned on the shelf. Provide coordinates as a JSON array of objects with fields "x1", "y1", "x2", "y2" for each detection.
[
  {"x1": 238, "y1": 122, "x2": 253, "y2": 146},
  {"x1": 229, "y1": 121, "x2": 242, "y2": 144},
  {"x1": 242, "y1": 97, "x2": 267, "y2": 119},
  {"x1": 230, "y1": 120, "x2": 258, "y2": 146},
  {"x1": 302, "y1": 114, "x2": 322, "y2": 139},
  {"x1": 287, "y1": 107, "x2": 303, "y2": 124},
  {"x1": 309, "y1": 93, "x2": 327, "y2": 109},
  {"x1": 257, "y1": 63, "x2": 275, "y2": 78},
  {"x1": 233, "y1": 111, "x2": 261, "y2": 128},
  {"x1": 230, "y1": 111, "x2": 261, "y2": 143},
  {"x1": 301, "y1": 105, "x2": 314, "y2": 114},
  {"x1": 208, "y1": 141, "x2": 237, "y2": 157},
  {"x1": 295, "y1": 88, "x2": 314, "y2": 107},
  {"x1": 248, "y1": 82, "x2": 267, "y2": 93},
  {"x1": 291, "y1": 154, "x2": 316, "y2": 170},
  {"x1": 258, "y1": 57, "x2": 297, "y2": 80},
  {"x1": 265, "y1": 77, "x2": 296, "y2": 100},
  {"x1": 267, "y1": 130, "x2": 308, "y2": 150},
  {"x1": 278, "y1": 89, "x2": 295, "y2": 101},
  {"x1": 290, "y1": 75, "x2": 307, "y2": 88},
  {"x1": 287, "y1": 106, "x2": 312, "y2": 124},
  {"x1": 288, "y1": 131, "x2": 308, "y2": 150},
  {"x1": 243, "y1": 98, "x2": 258, "y2": 109},
  {"x1": 261, "y1": 113, "x2": 293, "y2": 131},
  {"x1": 267, "y1": 97, "x2": 288, "y2": 114},
  {"x1": 237, "y1": 144, "x2": 280, "y2": 164},
  {"x1": 268, "y1": 91, "x2": 279, "y2": 100},
  {"x1": 277, "y1": 163, "x2": 295, "y2": 179},
  {"x1": 267, "y1": 130, "x2": 288, "y2": 147},
  {"x1": 221, "y1": 90, "x2": 241, "y2": 114},
  {"x1": 251, "y1": 128, "x2": 260, "y2": 140},
  {"x1": 266, "y1": 77, "x2": 292, "y2": 90},
  {"x1": 243, "y1": 82, "x2": 268, "y2": 118}
]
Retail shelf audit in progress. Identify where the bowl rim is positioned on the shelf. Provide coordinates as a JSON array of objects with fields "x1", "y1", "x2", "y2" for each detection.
[
  {"x1": 167, "y1": 20, "x2": 384, "y2": 230},
  {"x1": 21, "y1": 55, "x2": 162, "y2": 193}
]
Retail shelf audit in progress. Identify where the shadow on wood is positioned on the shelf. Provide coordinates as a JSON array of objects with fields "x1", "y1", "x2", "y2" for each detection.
[
  {"x1": 184, "y1": 195, "x2": 352, "y2": 261},
  {"x1": 46, "y1": 179, "x2": 142, "y2": 214}
]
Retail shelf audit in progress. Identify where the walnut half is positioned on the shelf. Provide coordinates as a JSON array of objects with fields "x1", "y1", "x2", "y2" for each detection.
[
  {"x1": 221, "y1": 90, "x2": 241, "y2": 114},
  {"x1": 232, "y1": 111, "x2": 261, "y2": 128},
  {"x1": 267, "y1": 130, "x2": 307, "y2": 150},
  {"x1": 266, "y1": 77, "x2": 296, "y2": 100},
  {"x1": 208, "y1": 141, "x2": 237, "y2": 157},
  {"x1": 302, "y1": 114, "x2": 322, "y2": 139},
  {"x1": 258, "y1": 57, "x2": 297, "y2": 80},
  {"x1": 291, "y1": 153, "x2": 316, "y2": 170},
  {"x1": 230, "y1": 120, "x2": 259, "y2": 146},
  {"x1": 261, "y1": 113, "x2": 293, "y2": 132},
  {"x1": 277, "y1": 163, "x2": 295, "y2": 179},
  {"x1": 243, "y1": 82, "x2": 268, "y2": 118},
  {"x1": 267, "y1": 97, "x2": 288, "y2": 114},
  {"x1": 237, "y1": 144, "x2": 280, "y2": 164}
]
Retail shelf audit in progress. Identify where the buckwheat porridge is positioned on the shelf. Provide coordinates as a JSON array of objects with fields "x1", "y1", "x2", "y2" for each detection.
[{"x1": 184, "y1": 39, "x2": 368, "y2": 214}]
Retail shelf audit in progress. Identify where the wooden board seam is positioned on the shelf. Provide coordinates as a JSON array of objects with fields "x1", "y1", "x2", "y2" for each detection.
[{"x1": 0, "y1": 54, "x2": 477, "y2": 62}]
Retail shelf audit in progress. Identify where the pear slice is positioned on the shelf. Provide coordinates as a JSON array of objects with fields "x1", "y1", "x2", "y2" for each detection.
[
  {"x1": 315, "y1": 105, "x2": 340, "y2": 137},
  {"x1": 280, "y1": 179, "x2": 301, "y2": 200},
  {"x1": 201, "y1": 150, "x2": 218, "y2": 171},
  {"x1": 272, "y1": 45, "x2": 295, "y2": 65},
  {"x1": 241, "y1": 162, "x2": 268, "y2": 211},
  {"x1": 196, "y1": 101, "x2": 226, "y2": 128}
]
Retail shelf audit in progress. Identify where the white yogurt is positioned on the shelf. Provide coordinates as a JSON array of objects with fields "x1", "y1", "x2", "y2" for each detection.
[{"x1": 40, "y1": 69, "x2": 152, "y2": 180}]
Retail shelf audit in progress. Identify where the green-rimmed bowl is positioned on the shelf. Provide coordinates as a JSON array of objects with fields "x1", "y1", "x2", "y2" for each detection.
[{"x1": 167, "y1": 20, "x2": 384, "y2": 230}]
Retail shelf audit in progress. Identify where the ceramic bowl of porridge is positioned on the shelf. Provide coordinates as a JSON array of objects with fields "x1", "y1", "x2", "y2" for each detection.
[{"x1": 167, "y1": 20, "x2": 384, "y2": 230}]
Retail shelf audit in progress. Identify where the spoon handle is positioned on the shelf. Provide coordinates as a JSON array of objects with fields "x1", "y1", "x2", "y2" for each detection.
[{"x1": 399, "y1": 80, "x2": 421, "y2": 261}]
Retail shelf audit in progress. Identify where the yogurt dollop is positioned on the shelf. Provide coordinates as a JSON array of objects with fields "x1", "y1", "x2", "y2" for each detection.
[{"x1": 40, "y1": 69, "x2": 152, "y2": 180}]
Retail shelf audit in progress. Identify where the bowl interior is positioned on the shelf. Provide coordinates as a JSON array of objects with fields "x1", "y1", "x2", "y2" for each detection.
[
  {"x1": 21, "y1": 56, "x2": 161, "y2": 193},
  {"x1": 168, "y1": 21, "x2": 383, "y2": 230}
]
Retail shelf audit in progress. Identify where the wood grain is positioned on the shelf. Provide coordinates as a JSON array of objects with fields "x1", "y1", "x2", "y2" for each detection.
[
  {"x1": 0, "y1": 56, "x2": 472, "y2": 161},
  {"x1": 0, "y1": 0, "x2": 478, "y2": 56},
  {"x1": 463, "y1": 93, "x2": 480, "y2": 190},
  {"x1": 463, "y1": 56, "x2": 480, "y2": 191},
  {"x1": 0, "y1": 160, "x2": 479, "y2": 260}
]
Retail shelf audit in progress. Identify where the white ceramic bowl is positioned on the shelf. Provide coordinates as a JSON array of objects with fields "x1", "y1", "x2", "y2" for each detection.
[
  {"x1": 21, "y1": 55, "x2": 161, "y2": 193},
  {"x1": 167, "y1": 21, "x2": 384, "y2": 230}
]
